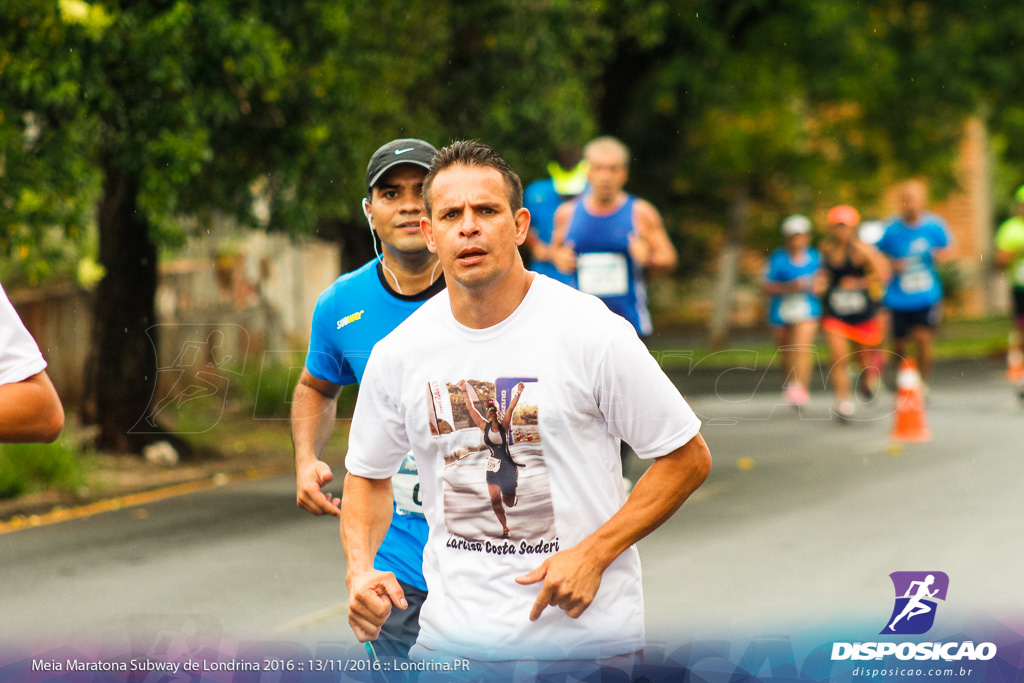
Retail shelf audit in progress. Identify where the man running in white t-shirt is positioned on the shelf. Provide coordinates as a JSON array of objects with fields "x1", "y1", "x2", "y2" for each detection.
[
  {"x1": 0, "y1": 283, "x2": 64, "y2": 443},
  {"x1": 339, "y1": 140, "x2": 711, "y2": 668}
]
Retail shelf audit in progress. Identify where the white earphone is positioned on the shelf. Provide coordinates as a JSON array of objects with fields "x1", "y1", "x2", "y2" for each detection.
[
  {"x1": 364, "y1": 196, "x2": 406, "y2": 294},
  {"x1": 362, "y1": 197, "x2": 374, "y2": 229}
]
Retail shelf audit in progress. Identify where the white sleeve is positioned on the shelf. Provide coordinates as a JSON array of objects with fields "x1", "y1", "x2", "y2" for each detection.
[
  {"x1": 344, "y1": 347, "x2": 411, "y2": 479},
  {"x1": 0, "y1": 284, "x2": 47, "y2": 386},
  {"x1": 594, "y1": 317, "x2": 701, "y2": 459}
]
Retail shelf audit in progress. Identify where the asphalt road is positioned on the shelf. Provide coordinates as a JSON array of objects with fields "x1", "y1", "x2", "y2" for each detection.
[{"x1": 1, "y1": 359, "x2": 1021, "y2": 660}]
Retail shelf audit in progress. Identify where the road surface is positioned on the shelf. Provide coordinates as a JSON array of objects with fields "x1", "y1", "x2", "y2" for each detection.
[{"x1": 1, "y1": 359, "x2": 1020, "y2": 665}]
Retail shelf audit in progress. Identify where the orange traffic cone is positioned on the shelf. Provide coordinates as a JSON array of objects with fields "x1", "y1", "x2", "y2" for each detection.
[
  {"x1": 1007, "y1": 345, "x2": 1023, "y2": 382},
  {"x1": 891, "y1": 359, "x2": 931, "y2": 442}
]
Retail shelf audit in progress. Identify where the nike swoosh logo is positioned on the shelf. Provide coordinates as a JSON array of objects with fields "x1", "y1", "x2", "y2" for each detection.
[{"x1": 395, "y1": 148, "x2": 414, "y2": 155}]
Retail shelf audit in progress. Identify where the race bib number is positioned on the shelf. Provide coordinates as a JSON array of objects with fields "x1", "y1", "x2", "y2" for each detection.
[
  {"x1": 486, "y1": 457, "x2": 501, "y2": 473},
  {"x1": 828, "y1": 289, "x2": 869, "y2": 316},
  {"x1": 901, "y1": 269, "x2": 935, "y2": 295},
  {"x1": 778, "y1": 294, "x2": 812, "y2": 324},
  {"x1": 577, "y1": 252, "x2": 629, "y2": 296},
  {"x1": 392, "y1": 453, "x2": 425, "y2": 519}
]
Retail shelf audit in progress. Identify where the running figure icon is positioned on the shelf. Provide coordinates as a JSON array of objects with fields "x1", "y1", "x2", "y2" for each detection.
[{"x1": 888, "y1": 574, "x2": 938, "y2": 631}]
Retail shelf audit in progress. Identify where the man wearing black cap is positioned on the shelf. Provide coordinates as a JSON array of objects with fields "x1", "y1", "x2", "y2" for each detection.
[{"x1": 291, "y1": 138, "x2": 443, "y2": 657}]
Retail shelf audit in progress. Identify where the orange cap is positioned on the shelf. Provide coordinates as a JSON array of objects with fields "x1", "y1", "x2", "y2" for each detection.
[{"x1": 827, "y1": 205, "x2": 860, "y2": 226}]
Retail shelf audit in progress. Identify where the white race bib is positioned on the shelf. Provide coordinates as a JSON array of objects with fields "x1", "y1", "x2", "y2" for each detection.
[
  {"x1": 901, "y1": 269, "x2": 935, "y2": 294},
  {"x1": 828, "y1": 289, "x2": 869, "y2": 316},
  {"x1": 577, "y1": 252, "x2": 629, "y2": 296},
  {"x1": 486, "y1": 457, "x2": 501, "y2": 473},
  {"x1": 392, "y1": 453, "x2": 424, "y2": 518},
  {"x1": 778, "y1": 294, "x2": 812, "y2": 324}
]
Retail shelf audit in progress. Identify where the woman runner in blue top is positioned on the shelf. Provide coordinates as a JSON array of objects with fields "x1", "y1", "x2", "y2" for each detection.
[{"x1": 762, "y1": 214, "x2": 822, "y2": 407}]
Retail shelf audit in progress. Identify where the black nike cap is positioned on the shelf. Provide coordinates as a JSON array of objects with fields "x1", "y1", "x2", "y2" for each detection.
[{"x1": 365, "y1": 139, "x2": 437, "y2": 192}]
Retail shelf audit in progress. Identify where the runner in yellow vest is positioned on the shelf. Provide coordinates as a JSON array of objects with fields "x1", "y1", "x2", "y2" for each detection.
[{"x1": 994, "y1": 184, "x2": 1024, "y2": 397}]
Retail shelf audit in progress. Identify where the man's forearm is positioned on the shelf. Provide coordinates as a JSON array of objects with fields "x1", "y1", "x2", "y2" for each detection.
[
  {"x1": 291, "y1": 382, "x2": 339, "y2": 466},
  {"x1": 340, "y1": 474, "x2": 396, "y2": 578},
  {"x1": 576, "y1": 434, "x2": 711, "y2": 570},
  {"x1": 0, "y1": 371, "x2": 64, "y2": 443}
]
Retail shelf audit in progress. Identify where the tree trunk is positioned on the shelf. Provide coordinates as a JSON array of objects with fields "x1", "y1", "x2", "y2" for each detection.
[
  {"x1": 708, "y1": 187, "x2": 749, "y2": 349},
  {"x1": 317, "y1": 217, "x2": 375, "y2": 275},
  {"x1": 83, "y1": 162, "x2": 159, "y2": 453}
]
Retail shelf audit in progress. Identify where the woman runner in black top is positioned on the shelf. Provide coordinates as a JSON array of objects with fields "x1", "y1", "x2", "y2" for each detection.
[
  {"x1": 816, "y1": 206, "x2": 890, "y2": 419},
  {"x1": 458, "y1": 380, "x2": 526, "y2": 539}
]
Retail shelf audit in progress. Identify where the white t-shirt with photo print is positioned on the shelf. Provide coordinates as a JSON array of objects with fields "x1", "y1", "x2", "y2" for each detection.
[{"x1": 346, "y1": 274, "x2": 701, "y2": 661}]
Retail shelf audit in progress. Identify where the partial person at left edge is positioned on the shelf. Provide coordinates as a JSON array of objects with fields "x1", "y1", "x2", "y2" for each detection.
[
  {"x1": 290, "y1": 139, "x2": 444, "y2": 658},
  {"x1": 0, "y1": 282, "x2": 65, "y2": 443}
]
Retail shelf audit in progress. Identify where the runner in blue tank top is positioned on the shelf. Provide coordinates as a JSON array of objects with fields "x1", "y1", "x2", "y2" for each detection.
[
  {"x1": 291, "y1": 139, "x2": 442, "y2": 659},
  {"x1": 549, "y1": 136, "x2": 677, "y2": 337}
]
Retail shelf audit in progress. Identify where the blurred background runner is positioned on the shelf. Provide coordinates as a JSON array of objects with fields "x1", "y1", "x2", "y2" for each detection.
[
  {"x1": 817, "y1": 205, "x2": 890, "y2": 420},
  {"x1": 523, "y1": 145, "x2": 588, "y2": 286},
  {"x1": 876, "y1": 180, "x2": 956, "y2": 390},
  {"x1": 550, "y1": 135, "x2": 677, "y2": 339},
  {"x1": 761, "y1": 215, "x2": 821, "y2": 408},
  {"x1": 994, "y1": 184, "x2": 1024, "y2": 398}
]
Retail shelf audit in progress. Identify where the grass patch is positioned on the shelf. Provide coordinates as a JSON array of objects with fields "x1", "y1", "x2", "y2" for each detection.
[
  {"x1": 934, "y1": 316, "x2": 1010, "y2": 359},
  {"x1": 235, "y1": 360, "x2": 360, "y2": 421},
  {"x1": 0, "y1": 436, "x2": 92, "y2": 500},
  {"x1": 651, "y1": 315, "x2": 1014, "y2": 370},
  {"x1": 237, "y1": 360, "x2": 305, "y2": 419},
  {"x1": 148, "y1": 360, "x2": 356, "y2": 458}
]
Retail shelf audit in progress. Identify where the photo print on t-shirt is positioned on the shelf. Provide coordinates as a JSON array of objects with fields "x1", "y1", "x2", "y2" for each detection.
[{"x1": 426, "y1": 377, "x2": 557, "y2": 542}]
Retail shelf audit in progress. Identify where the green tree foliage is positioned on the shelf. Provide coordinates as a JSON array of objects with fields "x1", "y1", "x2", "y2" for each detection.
[
  {"x1": 0, "y1": 1, "x2": 451, "y2": 450},
  {"x1": 6, "y1": 0, "x2": 1024, "y2": 447},
  {"x1": 426, "y1": 0, "x2": 611, "y2": 180},
  {"x1": 0, "y1": 0, "x2": 607, "y2": 452},
  {"x1": 595, "y1": 0, "x2": 1024, "y2": 341},
  {"x1": 600, "y1": 0, "x2": 1024, "y2": 239},
  {"x1": 1, "y1": 4, "x2": 103, "y2": 281}
]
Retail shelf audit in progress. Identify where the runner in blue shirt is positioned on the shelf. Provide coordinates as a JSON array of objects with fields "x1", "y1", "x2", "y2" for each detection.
[
  {"x1": 290, "y1": 139, "x2": 442, "y2": 659},
  {"x1": 761, "y1": 215, "x2": 821, "y2": 407},
  {"x1": 875, "y1": 180, "x2": 955, "y2": 384},
  {"x1": 522, "y1": 145, "x2": 588, "y2": 285}
]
